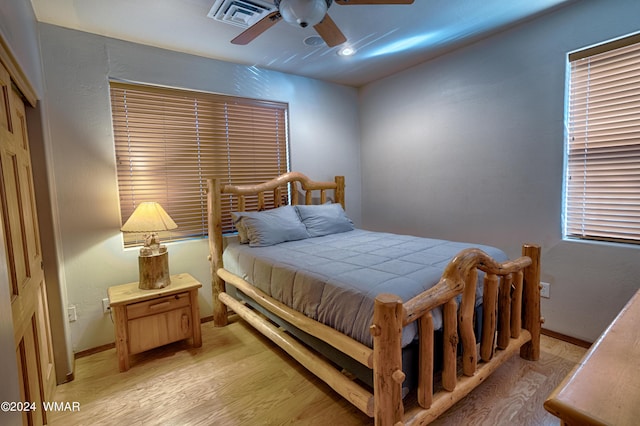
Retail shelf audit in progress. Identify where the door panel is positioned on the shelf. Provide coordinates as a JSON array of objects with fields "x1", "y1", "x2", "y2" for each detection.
[
  {"x1": 0, "y1": 60, "x2": 55, "y2": 425},
  {"x1": 18, "y1": 318, "x2": 46, "y2": 426},
  {"x1": 0, "y1": 61, "x2": 11, "y2": 134},
  {"x1": 1, "y1": 150, "x2": 30, "y2": 290},
  {"x1": 36, "y1": 279, "x2": 55, "y2": 400}
]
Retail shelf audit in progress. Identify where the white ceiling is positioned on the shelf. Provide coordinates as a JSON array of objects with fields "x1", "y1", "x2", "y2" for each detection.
[{"x1": 30, "y1": 0, "x2": 571, "y2": 87}]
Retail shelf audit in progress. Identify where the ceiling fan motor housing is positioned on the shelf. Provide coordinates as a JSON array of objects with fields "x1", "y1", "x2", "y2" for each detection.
[{"x1": 276, "y1": 0, "x2": 332, "y2": 28}]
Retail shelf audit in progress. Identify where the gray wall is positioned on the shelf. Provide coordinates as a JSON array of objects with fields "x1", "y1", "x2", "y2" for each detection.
[
  {"x1": 38, "y1": 24, "x2": 362, "y2": 352},
  {"x1": 359, "y1": 0, "x2": 640, "y2": 342},
  {"x1": 0, "y1": 0, "x2": 43, "y2": 97}
]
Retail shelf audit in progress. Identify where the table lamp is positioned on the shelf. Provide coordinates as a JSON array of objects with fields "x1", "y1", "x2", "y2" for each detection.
[{"x1": 121, "y1": 202, "x2": 178, "y2": 289}]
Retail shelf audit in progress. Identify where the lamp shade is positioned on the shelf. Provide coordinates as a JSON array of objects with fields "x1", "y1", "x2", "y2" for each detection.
[{"x1": 121, "y1": 202, "x2": 178, "y2": 233}]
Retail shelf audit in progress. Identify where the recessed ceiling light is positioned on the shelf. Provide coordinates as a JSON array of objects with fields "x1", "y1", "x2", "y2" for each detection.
[{"x1": 337, "y1": 46, "x2": 356, "y2": 57}]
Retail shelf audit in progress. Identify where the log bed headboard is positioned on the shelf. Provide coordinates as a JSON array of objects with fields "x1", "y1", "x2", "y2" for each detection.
[{"x1": 206, "y1": 171, "x2": 345, "y2": 326}]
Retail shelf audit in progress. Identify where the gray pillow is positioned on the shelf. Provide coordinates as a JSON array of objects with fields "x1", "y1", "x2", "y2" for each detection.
[
  {"x1": 230, "y1": 212, "x2": 250, "y2": 244},
  {"x1": 295, "y1": 203, "x2": 354, "y2": 237},
  {"x1": 232, "y1": 205, "x2": 309, "y2": 247}
]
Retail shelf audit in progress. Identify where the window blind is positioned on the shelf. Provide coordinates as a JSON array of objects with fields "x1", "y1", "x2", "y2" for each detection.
[
  {"x1": 110, "y1": 82, "x2": 289, "y2": 247},
  {"x1": 565, "y1": 34, "x2": 640, "y2": 244}
]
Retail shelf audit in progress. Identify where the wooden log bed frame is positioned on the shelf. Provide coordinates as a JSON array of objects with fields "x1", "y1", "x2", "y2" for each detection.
[{"x1": 207, "y1": 172, "x2": 542, "y2": 425}]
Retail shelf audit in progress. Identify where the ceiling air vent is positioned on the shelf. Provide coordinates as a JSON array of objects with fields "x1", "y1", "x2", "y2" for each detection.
[{"x1": 207, "y1": 0, "x2": 277, "y2": 29}]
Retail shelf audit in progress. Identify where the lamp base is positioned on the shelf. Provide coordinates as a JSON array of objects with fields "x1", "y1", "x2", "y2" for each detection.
[{"x1": 138, "y1": 251, "x2": 171, "y2": 290}]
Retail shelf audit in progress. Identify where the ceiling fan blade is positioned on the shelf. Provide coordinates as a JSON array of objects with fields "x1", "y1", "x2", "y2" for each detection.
[
  {"x1": 314, "y1": 14, "x2": 347, "y2": 47},
  {"x1": 335, "y1": 0, "x2": 414, "y2": 4},
  {"x1": 231, "y1": 11, "x2": 282, "y2": 45}
]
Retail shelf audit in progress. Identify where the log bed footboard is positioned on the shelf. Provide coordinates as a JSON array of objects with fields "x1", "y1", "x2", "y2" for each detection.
[
  {"x1": 207, "y1": 173, "x2": 542, "y2": 426},
  {"x1": 372, "y1": 244, "x2": 541, "y2": 425}
]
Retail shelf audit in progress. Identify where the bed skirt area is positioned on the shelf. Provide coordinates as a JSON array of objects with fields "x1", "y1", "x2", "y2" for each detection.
[{"x1": 227, "y1": 283, "x2": 485, "y2": 394}]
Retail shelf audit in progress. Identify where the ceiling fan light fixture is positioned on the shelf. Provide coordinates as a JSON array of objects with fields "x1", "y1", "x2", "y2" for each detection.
[{"x1": 277, "y1": 0, "x2": 330, "y2": 28}]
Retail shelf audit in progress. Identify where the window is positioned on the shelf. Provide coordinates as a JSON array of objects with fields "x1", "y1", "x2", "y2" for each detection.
[
  {"x1": 564, "y1": 33, "x2": 640, "y2": 245},
  {"x1": 110, "y1": 82, "x2": 289, "y2": 247}
]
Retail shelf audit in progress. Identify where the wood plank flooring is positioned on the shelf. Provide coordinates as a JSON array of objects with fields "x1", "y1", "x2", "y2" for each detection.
[{"x1": 48, "y1": 317, "x2": 586, "y2": 425}]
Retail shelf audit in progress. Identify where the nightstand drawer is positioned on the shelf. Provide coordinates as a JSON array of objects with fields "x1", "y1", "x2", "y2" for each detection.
[
  {"x1": 126, "y1": 291, "x2": 190, "y2": 320},
  {"x1": 127, "y1": 306, "x2": 193, "y2": 354}
]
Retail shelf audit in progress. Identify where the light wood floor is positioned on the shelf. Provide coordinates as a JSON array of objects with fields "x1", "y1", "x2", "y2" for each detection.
[{"x1": 49, "y1": 318, "x2": 586, "y2": 426}]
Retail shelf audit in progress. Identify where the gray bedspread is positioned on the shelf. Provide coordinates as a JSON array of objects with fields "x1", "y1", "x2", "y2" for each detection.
[{"x1": 222, "y1": 229, "x2": 507, "y2": 348}]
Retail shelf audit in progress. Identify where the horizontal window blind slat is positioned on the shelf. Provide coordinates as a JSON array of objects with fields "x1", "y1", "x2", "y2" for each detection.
[
  {"x1": 565, "y1": 35, "x2": 640, "y2": 245},
  {"x1": 111, "y1": 81, "x2": 290, "y2": 246}
]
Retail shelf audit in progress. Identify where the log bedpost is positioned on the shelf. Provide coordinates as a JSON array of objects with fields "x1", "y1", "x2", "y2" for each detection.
[
  {"x1": 480, "y1": 273, "x2": 499, "y2": 362},
  {"x1": 372, "y1": 293, "x2": 405, "y2": 426},
  {"x1": 417, "y1": 312, "x2": 434, "y2": 409},
  {"x1": 335, "y1": 176, "x2": 345, "y2": 209},
  {"x1": 291, "y1": 181, "x2": 299, "y2": 205},
  {"x1": 442, "y1": 298, "x2": 458, "y2": 391},
  {"x1": 207, "y1": 178, "x2": 228, "y2": 327},
  {"x1": 459, "y1": 267, "x2": 478, "y2": 376},
  {"x1": 497, "y1": 274, "x2": 513, "y2": 349},
  {"x1": 520, "y1": 244, "x2": 541, "y2": 361},
  {"x1": 511, "y1": 270, "x2": 523, "y2": 339}
]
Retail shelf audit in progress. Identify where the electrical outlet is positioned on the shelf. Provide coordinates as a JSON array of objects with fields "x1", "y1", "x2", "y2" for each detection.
[
  {"x1": 102, "y1": 298, "x2": 111, "y2": 314},
  {"x1": 68, "y1": 305, "x2": 77, "y2": 322},
  {"x1": 540, "y1": 282, "x2": 550, "y2": 299}
]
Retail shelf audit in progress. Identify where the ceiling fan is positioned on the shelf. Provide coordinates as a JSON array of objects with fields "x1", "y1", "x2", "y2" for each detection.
[{"x1": 231, "y1": 0, "x2": 415, "y2": 48}]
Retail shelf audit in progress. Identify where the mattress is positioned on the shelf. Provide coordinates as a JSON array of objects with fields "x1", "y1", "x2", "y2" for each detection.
[{"x1": 222, "y1": 229, "x2": 507, "y2": 348}]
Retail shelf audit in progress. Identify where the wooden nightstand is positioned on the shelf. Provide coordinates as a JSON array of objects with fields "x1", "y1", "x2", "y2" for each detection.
[{"x1": 108, "y1": 273, "x2": 202, "y2": 372}]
